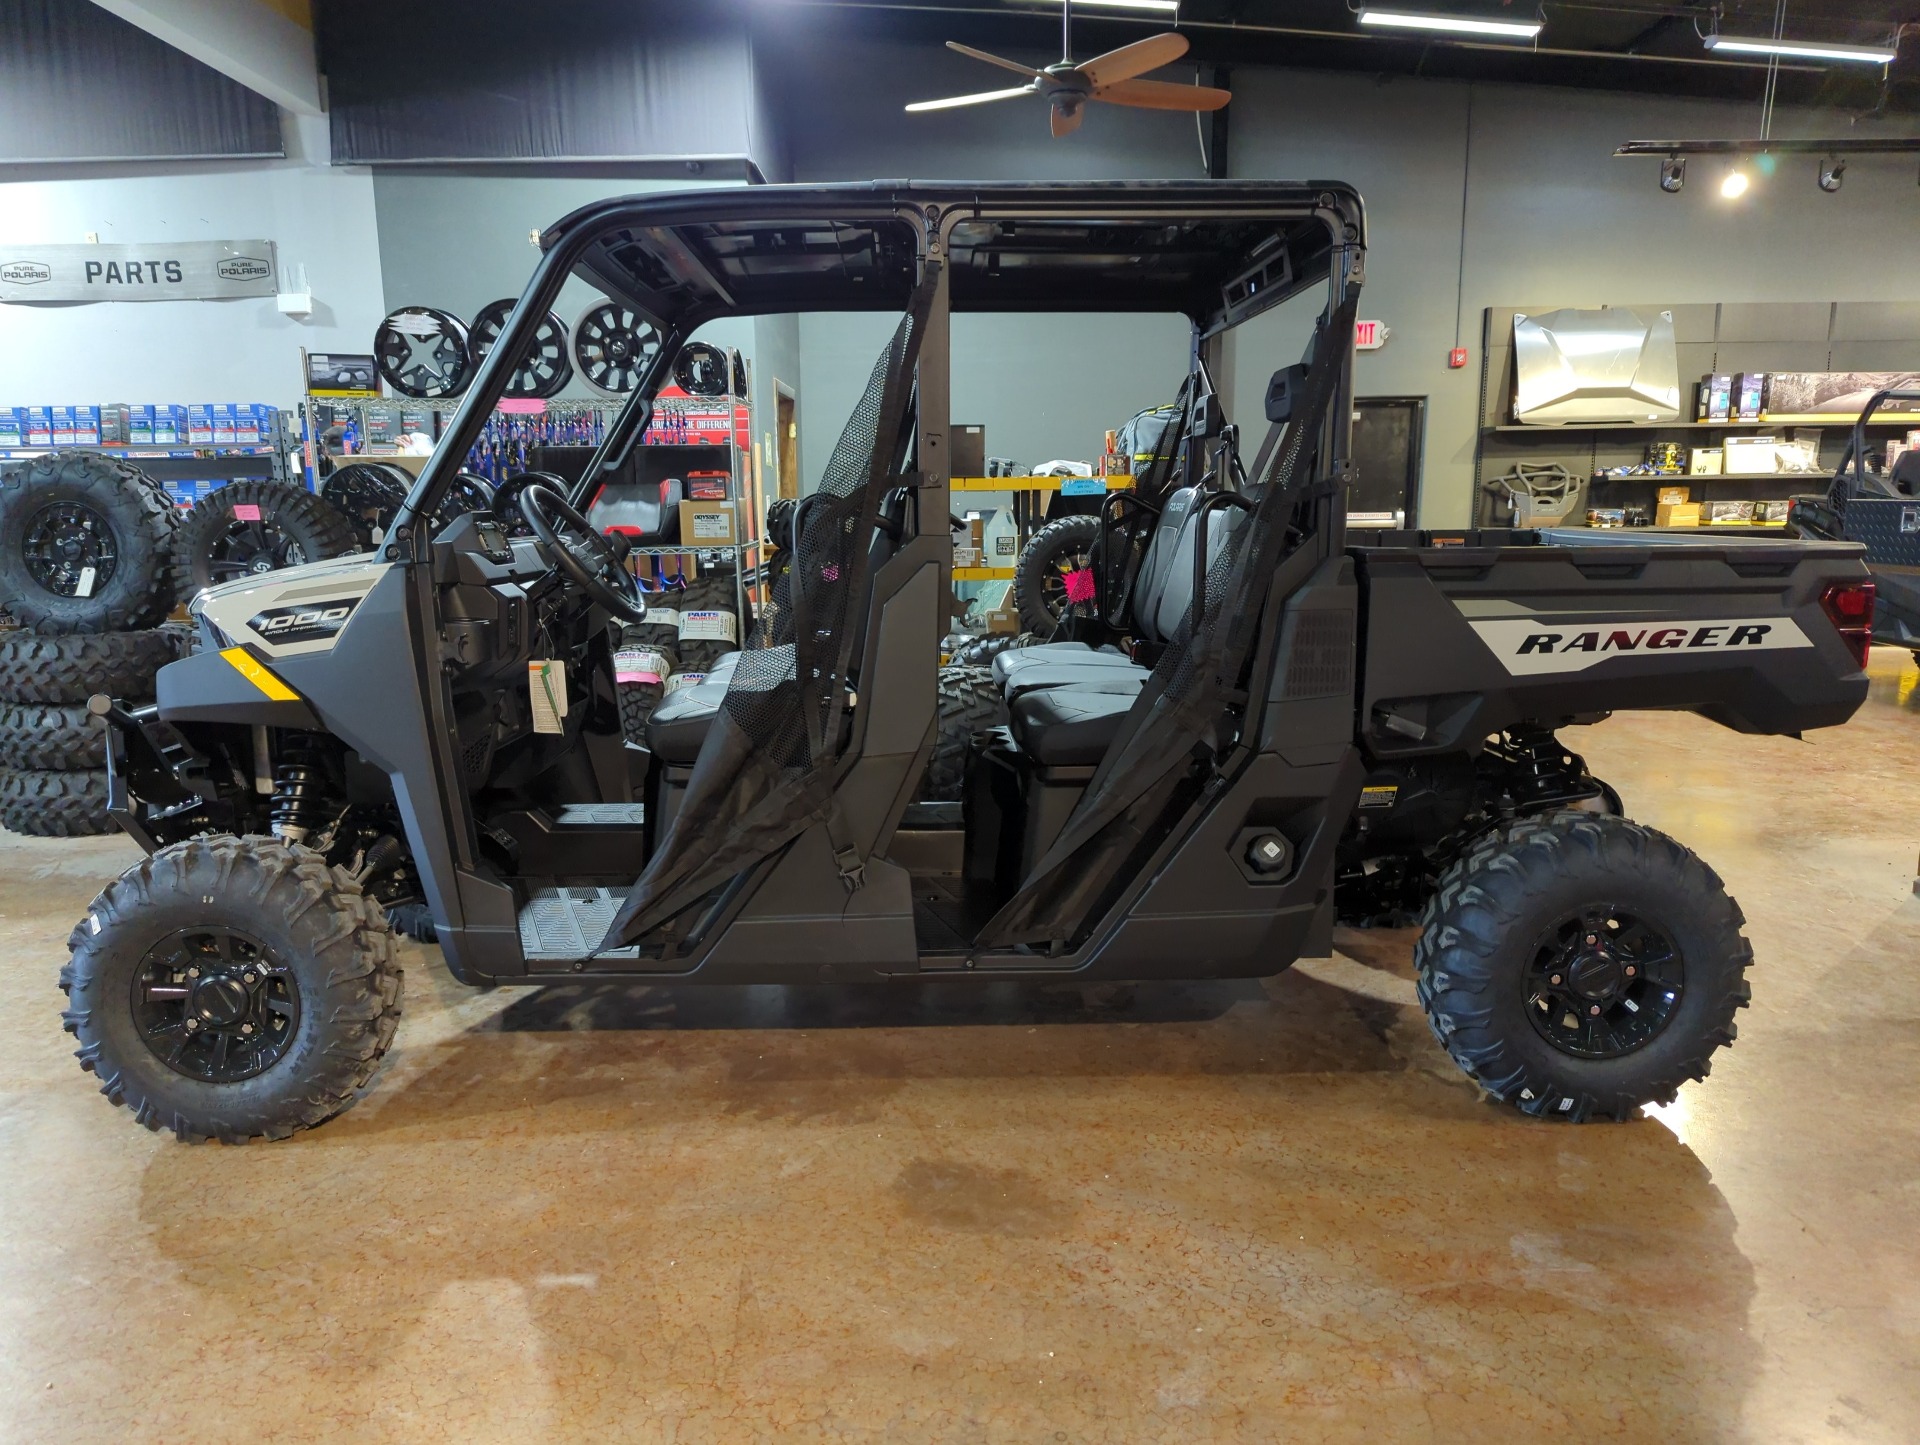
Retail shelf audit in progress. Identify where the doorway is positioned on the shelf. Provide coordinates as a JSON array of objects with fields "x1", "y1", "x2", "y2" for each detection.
[
  {"x1": 774, "y1": 382, "x2": 799, "y2": 500},
  {"x1": 1350, "y1": 396, "x2": 1425, "y2": 529}
]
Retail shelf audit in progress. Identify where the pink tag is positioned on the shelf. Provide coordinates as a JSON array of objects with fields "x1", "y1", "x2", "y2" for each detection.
[
  {"x1": 1063, "y1": 567, "x2": 1097, "y2": 605},
  {"x1": 497, "y1": 398, "x2": 547, "y2": 415},
  {"x1": 231, "y1": 503, "x2": 263, "y2": 522},
  {"x1": 616, "y1": 670, "x2": 663, "y2": 686}
]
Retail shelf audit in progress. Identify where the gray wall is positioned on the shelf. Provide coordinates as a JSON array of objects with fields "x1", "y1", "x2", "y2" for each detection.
[{"x1": 780, "y1": 34, "x2": 1920, "y2": 524}]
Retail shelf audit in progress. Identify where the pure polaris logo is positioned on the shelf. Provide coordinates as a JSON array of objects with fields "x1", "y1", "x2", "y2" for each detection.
[
  {"x1": 1, "y1": 261, "x2": 51, "y2": 285},
  {"x1": 217, "y1": 256, "x2": 271, "y2": 281},
  {"x1": 1469, "y1": 615, "x2": 1813, "y2": 676},
  {"x1": 247, "y1": 598, "x2": 361, "y2": 647}
]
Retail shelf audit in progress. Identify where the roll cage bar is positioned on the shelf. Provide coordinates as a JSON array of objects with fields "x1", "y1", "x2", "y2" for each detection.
[{"x1": 390, "y1": 180, "x2": 1367, "y2": 551}]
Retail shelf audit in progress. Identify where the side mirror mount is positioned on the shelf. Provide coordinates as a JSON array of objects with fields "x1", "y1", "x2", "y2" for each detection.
[{"x1": 1265, "y1": 364, "x2": 1308, "y2": 424}]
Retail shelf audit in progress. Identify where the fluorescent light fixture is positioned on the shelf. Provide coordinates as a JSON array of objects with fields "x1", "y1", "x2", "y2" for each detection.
[
  {"x1": 1704, "y1": 35, "x2": 1896, "y2": 65},
  {"x1": 1357, "y1": 8, "x2": 1543, "y2": 40},
  {"x1": 1022, "y1": 0, "x2": 1180, "y2": 11}
]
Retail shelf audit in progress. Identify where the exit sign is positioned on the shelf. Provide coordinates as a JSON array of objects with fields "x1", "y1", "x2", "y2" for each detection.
[{"x1": 1355, "y1": 320, "x2": 1390, "y2": 350}]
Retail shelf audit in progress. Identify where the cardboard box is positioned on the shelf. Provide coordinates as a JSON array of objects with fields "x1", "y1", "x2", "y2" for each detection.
[
  {"x1": 952, "y1": 546, "x2": 983, "y2": 569},
  {"x1": 1700, "y1": 500, "x2": 1755, "y2": 525},
  {"x1": 1657, "y1": 485, "x2": 1692, "y2": 505},
  {"x1": 1733, "y1": 373, "x2": 1767, "y2": 422},
  {"x1": 1688, "y1": 449, "x2": 1723, "y2": 476},
  {"x1": 685, "y1": 469, "x2": 730, "y2": 501},
  {"x1": 1752, "y1": 500, "x2": 1794, "y2": 525},
  {"x1": 1585, "y1": 508, "x2": 1627, "y2": 528},
  {"x1": 1722, "y1": 437, "x2": 1778, "y2": 475},
  {"x1": 1657, "y1": 502, "x2": 1702, "y2": 527},
  {"x1": 1703, "y1": 374, "x2": 1733, "y2": 423},
  {"x1": 677, "y1": 499, "x2": 739, "y2": 546}
]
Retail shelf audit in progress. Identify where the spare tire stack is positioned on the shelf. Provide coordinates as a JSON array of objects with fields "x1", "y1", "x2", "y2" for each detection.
[{"x1": 0, "y1": 452, "x2": 184, "y2": 838}]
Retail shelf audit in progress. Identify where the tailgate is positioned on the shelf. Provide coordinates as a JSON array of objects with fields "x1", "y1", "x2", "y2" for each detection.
[{"x1": 1352, "y1": 537, "x2": 1871, "y2": 754}]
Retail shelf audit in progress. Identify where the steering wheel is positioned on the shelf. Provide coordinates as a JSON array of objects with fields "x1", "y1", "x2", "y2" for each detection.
[{"x1": 517, "y1": 478, "x2": 649, "y2": 625}]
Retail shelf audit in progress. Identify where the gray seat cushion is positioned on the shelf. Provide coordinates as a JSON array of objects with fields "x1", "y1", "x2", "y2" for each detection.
[{"x1": 1009, "y1": 686, "x2": 1136, "y2": 767}]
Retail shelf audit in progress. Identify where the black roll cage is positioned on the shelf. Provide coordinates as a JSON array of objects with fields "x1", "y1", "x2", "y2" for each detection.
[{"x1": 390, "y1": 180, "x2": 1368, "y2": 551}]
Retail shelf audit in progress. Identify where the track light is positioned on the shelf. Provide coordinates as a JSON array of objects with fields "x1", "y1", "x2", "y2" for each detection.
[
  {"x1": 1659, "y1": 156, "x2": 1685, "y2": 193},
  {"x1": 1819, "y1": 157, "x2": 1847, "y2": 192},
  {"x1": 1721, "y1": 168, "x2": 1750, "y2": 199},
  {"x1": 1022, "y1": 0, "x2": 1180, "y2": 10},
  {"x1": 1357, "y1": 8, "x2": 1543, "y2": 41},
  {"x1": 1704, "y1": 35, "x2": 1897, "y2": 65}
]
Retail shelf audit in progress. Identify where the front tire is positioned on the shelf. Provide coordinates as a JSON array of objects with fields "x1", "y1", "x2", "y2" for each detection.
[
  {"x1": 60, "y1": 836, "x2": 402, "y2": 1142},
  {"x1": 1415, "y1": 812, "x2": 1751, "y2": 1122}
]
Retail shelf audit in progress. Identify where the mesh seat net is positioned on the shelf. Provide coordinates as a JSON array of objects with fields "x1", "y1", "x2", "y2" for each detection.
[
  {"x1": 977, "y1": 287, "x2": 1361, "y2": 951},
  {"x1": 604, "y1": 269, "x2": 939, "y2": 951}
]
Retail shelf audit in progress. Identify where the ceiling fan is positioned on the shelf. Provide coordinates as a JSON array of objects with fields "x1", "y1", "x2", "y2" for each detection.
[{"x1": 905, "y1": 0, "x2": 1231, "y2": 138}]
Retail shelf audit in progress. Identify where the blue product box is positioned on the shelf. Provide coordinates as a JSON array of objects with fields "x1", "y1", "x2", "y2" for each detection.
[
  {"x1": 162, "y1": 477, "x2": 221, "y2": 510},
  {"x1": 231, "y1": 404, "x2": 262, "y2": 445},
  {"x1": 24, "y1": 407, "x2": 52, "y2": 446},
  {"x1": 255, "y1": 403, "x2": 277, "y2": 443},
  {"x1": 124, "y1": 404, "x2": 155, "y2": 445},
  {"x1": 0, "y1": 408, "x2": 21, "y2": 448},
  {"x1": 152, "y1": 404, "x2": 183, "y2": 445},
  {"x1": 50, "y1": 405, "x2": 75, "y2": 446},
  {"x1": 69, "y1": 404, "x2": 101, "y2": 445},
  {"x1": 210, "y1": 403, "x2": 236, "y2": 445},
  {"x1": 187, "y1": 404, "x2": 214, "y2": 445}
]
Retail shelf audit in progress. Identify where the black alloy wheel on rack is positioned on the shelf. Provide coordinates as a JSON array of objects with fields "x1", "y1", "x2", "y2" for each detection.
[
  {"x1": 673, "y1": 342, "x2": 730, "y2": 397},
  {"x1": 470, "y1": 300, "x2": 574, "y2": 399},
  {"x1": 374, "y1": 306, "x2": 476, "y2": 400},
  {"x1": 573, "y1": 301, "x2": 665, "y2": 396}
]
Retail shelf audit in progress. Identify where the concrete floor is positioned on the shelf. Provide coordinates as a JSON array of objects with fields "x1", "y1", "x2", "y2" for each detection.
[{"x1": 3, "y1": 653, "x2": 1919, "y2": 1444}]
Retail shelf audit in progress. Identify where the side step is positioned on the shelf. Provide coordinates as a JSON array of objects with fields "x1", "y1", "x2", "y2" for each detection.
[
  {"x1": 552, "y1": 803, "x2": 646, "y2": 827},
  {"x1": 518, "y1": 885, "x2": 641, "y2": 965}
]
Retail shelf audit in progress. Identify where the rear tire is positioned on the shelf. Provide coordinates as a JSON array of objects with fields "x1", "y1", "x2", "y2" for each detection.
[
  {"x1": 0, "y1": 702, "x2": 105, "y2": 769},
  {"x1": 923, "y1": 665, "x2": 1005, "y2": 801},
  {"x1": 0, "y1": 767, "x2": 112, "y2": 836},
  {"x1": 1415, "y1": 811, "x2": 1751, "y2": 1122},
  {"x1": 173, "y1": 480, "x2": 362, "y2": 597},
  {"x1": 0, "y1": 452, "x2": 180, "y2": 633},
  {"x1": 60, "y1": 836, "x2": 403, "y2": 1143},
  {"x1": 0, "y1": 628, "x2": 184, "y2": 703}
]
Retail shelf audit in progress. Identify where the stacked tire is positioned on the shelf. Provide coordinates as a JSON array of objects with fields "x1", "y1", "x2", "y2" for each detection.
[
  {"x1": 0, "y1": 452, "x2": 184, "y2": 838},
  {"x1": 612, "y1": 573, "x2": 752, "y2": 747}
]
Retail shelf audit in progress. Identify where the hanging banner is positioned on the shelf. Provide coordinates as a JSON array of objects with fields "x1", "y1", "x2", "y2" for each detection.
[{"x1": 0, "y1": 240, "x2": 277, "y2": 302}]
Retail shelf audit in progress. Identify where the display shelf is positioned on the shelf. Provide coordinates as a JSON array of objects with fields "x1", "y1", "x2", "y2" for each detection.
[
  {"x1": 1494, "y1": 418, "x2": 1920, "y2": 433},
  {"x1": 953, "y1": 566, "x2": 1015, "y2": 581},
  {"x1": 951, "y1": 475, "x2": 1131, "y2": 491}
]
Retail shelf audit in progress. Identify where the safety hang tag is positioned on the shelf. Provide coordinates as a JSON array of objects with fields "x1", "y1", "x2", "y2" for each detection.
[
  {"x1": 528, "y1": 659, "x2": 567, "y2": 734},
  {"x1": 678, "y1": 609, "x2": 738, "y2": 643}
]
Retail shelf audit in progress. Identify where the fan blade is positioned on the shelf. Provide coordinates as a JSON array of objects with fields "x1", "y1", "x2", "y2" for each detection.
[
  {"x1": 906, "y1": 85, "x2": 1035, "y2": 113},
  {"x1": 945, "y1": 41, "x2": 1043, "y2": 78},
  {"x1": 1050, "y1": 103, "x2": 1084, "y2": 138},
  {"x1": 1092, "y1": 77, "x2": 1231, "y2": 111},
  {"x1": 1075, "y1": 32, "x2": 1189, "y2": 90}
]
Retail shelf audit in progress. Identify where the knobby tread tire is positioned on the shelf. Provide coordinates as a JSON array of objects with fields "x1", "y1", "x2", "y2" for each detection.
[
  {"x1": 1013, "y1": 513, "x2": 1102, "y2": 635},
  {"x1": 923, "y1": 665, "x2": 1006, "y2": 801},
  {"x1": 0, "y1": 701, "x2": 107, "y2": 769},
  {"x1": 0, "y1": 767, "x2": 112, "y2": 836},
  {"x1": 60, "y1": 836, "x2": 403, "y2": 1143},
  {"x1": 172, "y1": 480, "x2": 362, "y2": 598},
  {"x1": 0, "y1": 451, "x2": 181, "y2": 633},
  {"x1": 0, "y1": 627, "x2": 183, "y2": 703},
  {"x1": 949, "y1": 632, "x2": 1033, "y2": 668},
  {"x1": 1414, "y1": 811, "x2": 1752, "y2": 1122}
]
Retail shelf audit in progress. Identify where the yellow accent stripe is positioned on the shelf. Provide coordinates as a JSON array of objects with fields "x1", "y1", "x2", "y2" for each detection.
[{"x1": 220, "y1": 647, "x2": 300, "y2": 703}]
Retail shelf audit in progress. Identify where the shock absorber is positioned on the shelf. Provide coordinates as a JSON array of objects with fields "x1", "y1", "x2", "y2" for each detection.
[{"x1": 269, "y1": 737, "x2": 328, "y2": 844}]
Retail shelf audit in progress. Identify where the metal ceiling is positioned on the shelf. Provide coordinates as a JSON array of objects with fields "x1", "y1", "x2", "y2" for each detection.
[{"x1": 783, "y1": 1, "x2": 1920, "y2": 114}]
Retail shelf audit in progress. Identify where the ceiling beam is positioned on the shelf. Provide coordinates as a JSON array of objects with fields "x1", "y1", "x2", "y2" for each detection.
[{"x1": 88, "y1": 0, "x2": 321, "y2": 116}]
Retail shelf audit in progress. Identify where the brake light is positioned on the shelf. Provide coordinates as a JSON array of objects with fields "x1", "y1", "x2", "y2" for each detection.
[{"x1": 1820, "y1": 580, "x2": 1875, "y2": 669}]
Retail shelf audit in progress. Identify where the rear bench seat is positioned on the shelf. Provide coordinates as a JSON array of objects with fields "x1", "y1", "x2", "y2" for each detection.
[{"x1": 997, "y1": 489, "x2": 1249, "y2": 767}]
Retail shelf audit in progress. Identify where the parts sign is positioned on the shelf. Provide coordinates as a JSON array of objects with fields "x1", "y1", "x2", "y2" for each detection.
[{"x1": 0, "y1": 241, "x2": 278, "y2": 302}]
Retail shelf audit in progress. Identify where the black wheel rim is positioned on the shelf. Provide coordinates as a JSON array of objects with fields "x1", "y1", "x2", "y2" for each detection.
[
  {"x1": 1039, "y1": 543, "x2": 1098, "y2": 623},
  {"x1": 22, "y1": 501, "x2": 119, "y2": 597},
  {"x1": 1525, "y1": 904, "x2": 1684, "y2": 1059},
  {"x1": 131, "y1": 926, "x2": 302, "y2": 1082},
  {"x1": 206, "y1": 516, "x2": 308, "y2": 581}
]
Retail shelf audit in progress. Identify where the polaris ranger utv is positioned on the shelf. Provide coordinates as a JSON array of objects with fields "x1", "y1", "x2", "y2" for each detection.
[{"x1": 68, "y1": 182, "x2": 1873, "y2": 1143}]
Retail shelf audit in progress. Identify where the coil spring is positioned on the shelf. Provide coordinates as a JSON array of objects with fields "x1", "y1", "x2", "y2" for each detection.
[{"x1": 269, "y1": 759, "x2": 327, "y2": 842}]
